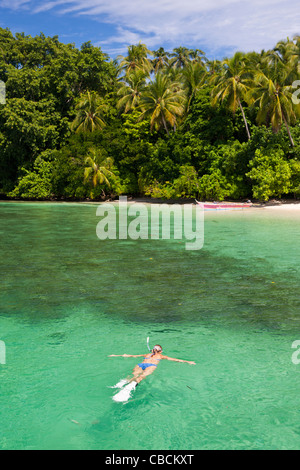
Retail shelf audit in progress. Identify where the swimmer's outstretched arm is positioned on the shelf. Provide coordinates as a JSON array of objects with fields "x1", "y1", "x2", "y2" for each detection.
[
  {"x1": 108, "y1": 354, "x2": 146, "y2": 358},
  {"x1": 162, "y1": 355, "x2": 196, "y2": 365}
]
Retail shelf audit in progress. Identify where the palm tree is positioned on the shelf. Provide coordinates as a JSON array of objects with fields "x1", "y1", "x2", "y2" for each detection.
[
  {"x1": 117, "y1": 43, "x2": 152, "y2": 76},
  {"x1": 151, "y1": 47, "x2": 170, "y2": 73},
  {"x1": 169, "y1": 47, "x2": 192, "y2": 69},
  {"x1": 265, "y1": 41, "x2": 297, "y2": 87},
  {"x1": 138, "y1": 72, "x2": 186, "y2": 135},
  {"x1": 84, "y1": 148, "x2": 117, "y2": 192},
  {"x1": 249, "y1": 61, "x2": 300, "y2": 146},
  {"x1": 165, "y1": 65, "x2": 183, "y2": 85},
  {"x1": 282, "y1": 35, "x2": 300, "y2": 76},
  {"x1": 117, "y1": 69, "x2": 146, "y2": 113},
  {"x1": 211, "y1": 52, "x2": 252, "y2": 140},
  {"x1": 274, "y1": 38, "x2": 292, "y2": 64},
  {"x1": 244, "y1": 50, "x2": 267, "y2": 71},
  {"x1": 189, "y1": 49, "x2": 207, "y2": 67},
  {"x1": 72, "y1": 91, "x2": 107, "y2": 133},
  {"x1": 206, "y1": 59, "x2": 223, "y2": 79},
  {"x1": 181, "y1": 61, "x2": 207, "y2": 112}
]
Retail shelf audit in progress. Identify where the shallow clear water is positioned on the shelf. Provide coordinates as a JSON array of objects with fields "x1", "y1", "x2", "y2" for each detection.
[{"x1": 1, "y1": 202, "x2": 300, "y2": 450}]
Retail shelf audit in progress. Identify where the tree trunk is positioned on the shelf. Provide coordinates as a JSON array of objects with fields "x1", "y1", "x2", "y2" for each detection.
[
  {"x1": 161, "y1": 113, "x2": 170, "y2": 136},
  {"x1": 282, "y1": 113, "x2": 295, "y2": 147},
  {"x1": 238, "y1": 98, "x2": 251, "y2": 141}
]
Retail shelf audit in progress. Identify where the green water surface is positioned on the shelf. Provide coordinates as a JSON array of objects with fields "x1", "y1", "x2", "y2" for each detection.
[{"x1": 0, "y1": 202, "x2": 300, "y2": 450}]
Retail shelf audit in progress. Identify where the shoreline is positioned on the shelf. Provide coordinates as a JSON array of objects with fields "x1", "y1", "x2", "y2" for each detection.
[{"x1": 1, "y1": 197, "x2": 300, "y2": 211}]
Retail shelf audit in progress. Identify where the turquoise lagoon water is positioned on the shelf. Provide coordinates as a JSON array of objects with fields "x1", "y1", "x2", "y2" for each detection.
[{"x1": 0, "y1": 201, "x2": 300, "y2": 450}]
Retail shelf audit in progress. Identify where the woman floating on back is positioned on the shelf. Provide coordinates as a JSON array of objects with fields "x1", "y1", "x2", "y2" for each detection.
[{"x1": 109, "y1": 344, "x2": 196, "y2": 402}]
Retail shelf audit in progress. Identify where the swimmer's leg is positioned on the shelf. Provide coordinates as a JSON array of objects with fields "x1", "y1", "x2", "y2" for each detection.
[
  {"x1": 113, "y1": 366, "x2": 157, "y2": 401},
  {"x1": 131, "y1": 365, "x2": 143, "y2": 380},
  {"x1": 111, "y1": 366, "x2": 142, "y2": 389},
  {"x1": 134, "y1": 366, "x2": 156, "y2": 384}
]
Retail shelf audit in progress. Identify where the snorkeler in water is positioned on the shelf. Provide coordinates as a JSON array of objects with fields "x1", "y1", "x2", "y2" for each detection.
[{"x1": 109, "y1": 344, "x2": 196, "y2": 398}]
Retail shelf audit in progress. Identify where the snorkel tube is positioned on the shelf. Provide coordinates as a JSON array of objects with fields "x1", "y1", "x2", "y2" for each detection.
[{"x1": 147, "y1": 337, "x2": 151, "y2": 352}]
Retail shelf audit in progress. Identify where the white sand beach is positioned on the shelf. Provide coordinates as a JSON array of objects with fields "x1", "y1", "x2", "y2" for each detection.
[{"x1": 263, "y1": 203, "x2": 300, "y2": 210}]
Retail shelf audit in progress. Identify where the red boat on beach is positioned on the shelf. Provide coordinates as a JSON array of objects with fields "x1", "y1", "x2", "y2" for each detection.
[{"x1": 195, "y1": 200, "x2": 252, "y2": 210}]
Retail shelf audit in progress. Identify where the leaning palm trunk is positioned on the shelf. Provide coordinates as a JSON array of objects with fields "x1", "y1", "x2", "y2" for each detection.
[
  {"x1": 238, "y1": 98, "x2": 251, "y2": 141},
  {"x1": 282, "y1": 113, "x2": 295, "y2": 147}
]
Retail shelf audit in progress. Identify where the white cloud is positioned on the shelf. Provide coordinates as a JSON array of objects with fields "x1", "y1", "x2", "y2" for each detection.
[
  {"x1": 1, "y1": 0, "x2": 299, "y2": 57},
  {"x1": 0, "y1": 0, "x2": 30, "y2": 8}
]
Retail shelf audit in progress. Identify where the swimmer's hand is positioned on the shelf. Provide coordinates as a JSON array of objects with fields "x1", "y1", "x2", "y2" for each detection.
[{"x1": 188, "y1": 361, "x2": 196, "y2": 365}]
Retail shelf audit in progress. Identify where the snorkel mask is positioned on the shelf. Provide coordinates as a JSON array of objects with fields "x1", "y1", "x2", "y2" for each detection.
[{"x1": 147, "y1": 338, "x2": 162, "y2": 354}]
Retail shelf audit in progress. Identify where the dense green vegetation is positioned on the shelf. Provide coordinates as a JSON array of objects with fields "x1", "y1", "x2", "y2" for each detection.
[{"x1": 0, "y1": 28, "x2": 299, "y2": 201}]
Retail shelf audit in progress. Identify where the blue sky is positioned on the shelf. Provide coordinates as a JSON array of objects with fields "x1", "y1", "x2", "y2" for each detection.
[{"x1": 0, "y1": 0, "x2": 299, "y2": 60}]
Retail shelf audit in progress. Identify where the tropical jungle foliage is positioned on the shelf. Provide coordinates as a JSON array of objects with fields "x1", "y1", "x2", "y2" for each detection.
[{"x1": 0, "y1": 28, "x2": 300, "y2": 201}]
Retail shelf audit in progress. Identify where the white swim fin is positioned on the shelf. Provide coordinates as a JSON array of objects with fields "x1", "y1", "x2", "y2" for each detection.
[
  {"x1": 112, "y1": 381, "x2": 137, "y2": 403},
  {"x1": 109, "y1": 378, "x2": 129, "y2": 389}
]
